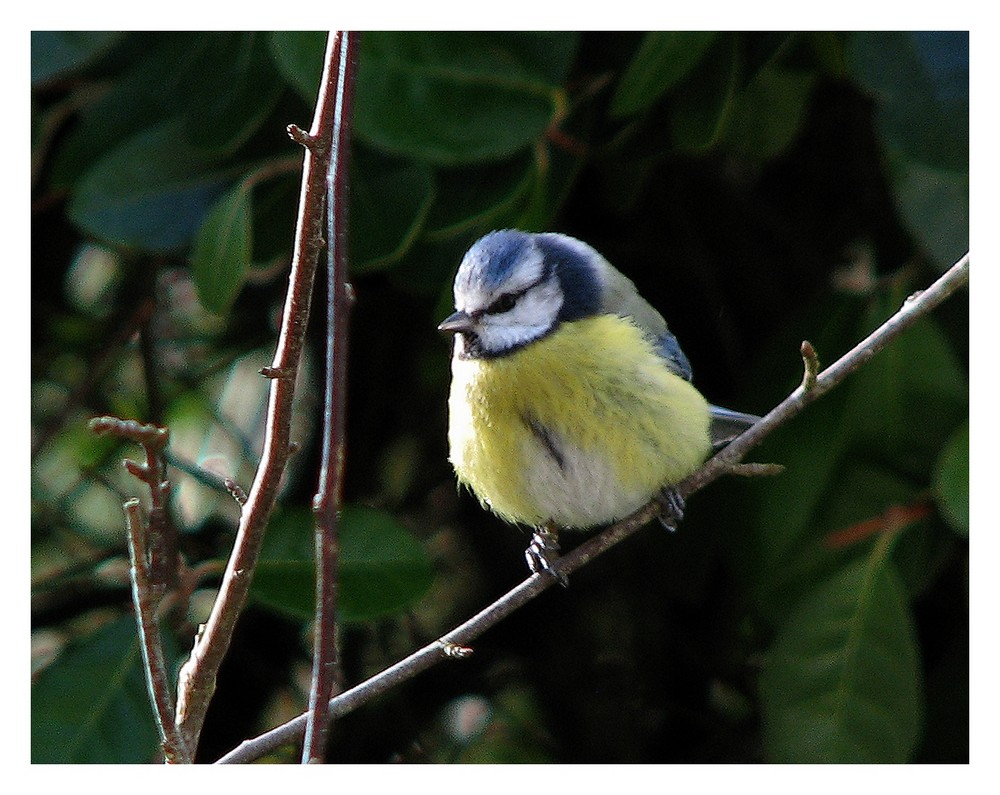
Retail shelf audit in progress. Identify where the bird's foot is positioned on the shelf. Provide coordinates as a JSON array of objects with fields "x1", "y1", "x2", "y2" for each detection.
[
  {"x1": 525, "y1": 523, "x2": 568, "y2": 587},
  {"x1": 656, "y1": 488, "x2": 686, "y2": 532}
]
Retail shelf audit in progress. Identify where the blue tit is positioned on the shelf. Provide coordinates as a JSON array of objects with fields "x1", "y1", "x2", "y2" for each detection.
[{"x1": 438, "y1": 230, "x2": 757, "y2": 572}]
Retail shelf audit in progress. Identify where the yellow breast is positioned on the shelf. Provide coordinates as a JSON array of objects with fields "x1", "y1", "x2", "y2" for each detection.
[{"x1": 446, "y1": 314, "x2": 711, "y2": 528}]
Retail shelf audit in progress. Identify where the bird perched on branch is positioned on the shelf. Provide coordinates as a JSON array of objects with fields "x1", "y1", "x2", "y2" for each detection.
[{"x1": 439, "y1": 230, "x2": 757, "y2": 579}]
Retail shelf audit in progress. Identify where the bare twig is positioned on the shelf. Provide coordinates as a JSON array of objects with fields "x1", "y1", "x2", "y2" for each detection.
[
  {"x1": 173, "y1": 31, "x2": 353, "y2": 756},
  {"x1": 302, "y1": 30, "x2": 360, "y2": 765},
  {"x1": 800, "y1": 340, "x2": 820, "y2": 391},
  {"x1": 680, "y1": 252, "x2": 970, "y2": 498},
  {"x1": 124, "y1": 500, "x2": 191, "y2": 764},
  {"x1": 88, "y1": 416, "x2": 187, "y2": 762},
  {"x1": 88, "y1": 416, "x2": 177, "y2": 590},
  {"x1": 217, "y1": 254, "x2": 969, "y2": 763}
]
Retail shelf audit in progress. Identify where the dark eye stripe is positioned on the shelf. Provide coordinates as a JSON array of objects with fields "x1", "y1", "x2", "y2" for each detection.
[
  {"x1": 484, "y1": 293, "x2": 518, "y2": 315},
  {"x1": 482, "y1": 275, "x2": 546, "y2": 316}
]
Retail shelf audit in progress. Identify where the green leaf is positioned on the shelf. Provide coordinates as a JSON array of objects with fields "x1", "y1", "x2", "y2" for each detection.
[
  {"x1": 610, "y1": 31, "x2": 717, "y2": 117},
  {"x1": 349, "y1": 151, "x2": 436, "y2": 272},
  {"x1": 48, "y1": 34, "x2": 208, "y2": 190},
  {"x1": 730, "y1": 294, "x2": 866, "y2": 603},
  {"x1": 354, "y1": 32, "x2": 575, "y2": 165},
  {"x1": 760, "y1": 549, "x2": 923, "y2": 763},
  {"x1": 424, "y1": 153, "x2": 537, "y2": 239},
  {"x1": 933, "y1": 420, "x2": 969, "y2": 537},
  {"x1": 847, "y1": 32, "x2": 967, "y2": 172},
  {"x1": 844, "y1": 291, "x2": 968, "y2": 466},
  {"x1": 730, "y1": 283, "x2": 966, "y2": 619},
  {"x1": 721, "y1": 67, "x2": 816, "y2": 161},
  {"x1": 32, "y1": 616, "x2": 173, "y2": 763},
  {"x1": 338, "y1": 506, "x2": 436, "y2": 621},
  {"x1": 888, "y1": 154, "x2": 969, "y2": 268},
  {"x1": 253, "y1": 505, "x2": 434, "y2": 622},
  {"x1": 268, "y1": 31, "x2": 327, "y2": 103},
  {"x1": 68, "y1": 118, "x2": 231, "y2": 252},
  {"x1": 846, "y1": 32, "x2": 968, "y2": 267},
  {"x1": 181, "y1": 32, "x2": 285, "y2": 157},
  {"x1": 31, "y1": 31, "x2": 123, "y2": 84},
  {"x1": 670, "y1": 34, "x2": 741, "y2": 153},
  {"x1": 191, "y1": 184, "x2": 253, "y2": 314}
]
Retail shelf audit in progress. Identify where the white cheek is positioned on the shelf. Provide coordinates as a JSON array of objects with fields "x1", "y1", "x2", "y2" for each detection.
[
  {"x1": 476, "y1": 280, "x2": 564, "y2": 354},
  {"x1": 477, "y1": 322, "x2": 548, "y2": 352}
]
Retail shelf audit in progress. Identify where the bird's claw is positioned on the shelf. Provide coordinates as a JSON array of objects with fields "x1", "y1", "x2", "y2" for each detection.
[
  {"x1": 526, "y1": 524, "x2": 568, "y2": 587},
  {"x1": 656, "y1": 488, "x2": 686, "y2": 532}
]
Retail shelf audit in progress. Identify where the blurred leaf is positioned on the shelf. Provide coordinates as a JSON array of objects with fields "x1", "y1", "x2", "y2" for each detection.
[
  {"x1": 732, "y1": 280, "x2": 967, "y2": 619},
  {"x1": 846, "y1": 32, "x2": 968, "y2": 267},
  {"x1": 68, "y1": 118, "x2": 231, "y2": 252},
  {"x1": 32, "y1": 616, "x2": 176, "y2": 763},
  {"x1": 671, "y1": 34, "x2": 741, "y2": 152},
  {"x1": 610, "y1": 32, "x2": 716, "y2": 117},
  {"x1": 181, "y1": 32, "x2": 285, "y2": 157},
  {"x1": 253, "y1": 505, "x2": 434, "y2": 622},
  {"x1": 847, "y1": 31, "x2": 967, "y2": 172},
  {"x1": 267, "y1": 31, "x2": 327, "y2": 103},
  {"x1": 354, "y1": 32, "x2": 575, "y2": 165},
  {"x1": 722, "y1": 67, "x2": 816, "y2": 161},
  {"x1": 933, "y1": 420, "x2": 969, "y2": 537},
  {"x1": 31, "y1": 31, "x2": 123, "y2": 84},
  {"x1": 350, "y1": 151, "x2": 436, "y2": 272},
  {"x1": 844, "y1": 290, "x2": 967, "y2": 467},
  {"x1": 424, "y1": 153, "x2": 537, "y2": 239},
  {"x1": 731, "y1": 294, "x2": 867, "y2": 595},
  {"x1": 888, "y1": 155, "x2": 969, "y2": 268},
  {"x1": 338, "y1": 506, "x2": 436, "y2": 621},
  {"x1": 804, "y1": 31, "x2": 848, "y2": 77},
  {"x1": 49, "y1": 34, "x2": 225, "y2": 190},
  {"x1": 441, "y1": 688, "x2": 554, "y2": 763},
  {"x1": 760, "y1": 547, "x2": 923, "y2": 763},
  {"x1": 191, "y1": 184, "x2": 253, "y2": 314},
  {"x1": 249, "y1": 172, "x2": 300, "y2": 265}
]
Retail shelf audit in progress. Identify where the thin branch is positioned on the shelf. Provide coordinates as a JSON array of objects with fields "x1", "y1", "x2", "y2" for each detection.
[
  {"x1": 302, "y1": 30, "x2": 359, "y2": 765},
  {"x1": 88, "y1": 416, "x2": 187, "y2": 762},
  {"x1": 124, "y1": 500, "x2": 191, "y2": 764},
  {"x1": 172, "y1": 33, "x2": 352, "y2": 757},
  {"x1": 218, "y1": 254, "x2": 969, "y2": 763},
  {"x1": 680, "y1": 252, "x2": 970, "y2": 498},
  {"x1": 88, "y1": 416, "x2": 177, "y2": 590},
  {"x1": 799, "y1": 340, "x2": 820, "y2": 391}
]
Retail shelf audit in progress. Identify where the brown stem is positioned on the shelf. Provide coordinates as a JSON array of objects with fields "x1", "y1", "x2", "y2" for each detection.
[
  {"x1": 172, "y1": 31, "x2": 353, "y2": 757},
  {"x1": 124, "y1": 499, "x2": 191, "y2": 764},
  {"x1": 88, "y1": 416, "x2": 177, "y2": 591},
  {"x1": 87, "y1": 414, "x2": 187, "y2": 763},
  {"x1": 302, "y1": 30, "x2": 360, "y2": 765}
]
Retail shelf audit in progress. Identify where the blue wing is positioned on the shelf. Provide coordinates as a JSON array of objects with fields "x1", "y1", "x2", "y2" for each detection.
[{"x1": 654, "y1": 330, "x2": 693, "y2": 381}]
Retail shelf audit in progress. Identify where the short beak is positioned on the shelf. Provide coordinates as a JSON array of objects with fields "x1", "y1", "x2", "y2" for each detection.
[{"x1": 438, "y1": 310, "x2": 476, "y2": 334}]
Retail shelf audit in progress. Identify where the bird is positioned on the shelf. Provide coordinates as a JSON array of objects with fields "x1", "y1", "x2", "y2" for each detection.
[{"x1": 438, "y1": 230, "x2": 758, "y2": 580}]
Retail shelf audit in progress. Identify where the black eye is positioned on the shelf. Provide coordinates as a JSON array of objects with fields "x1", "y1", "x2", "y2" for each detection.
[{"x1": 486, "y1": 293, "x2": 518, "y2": 315}]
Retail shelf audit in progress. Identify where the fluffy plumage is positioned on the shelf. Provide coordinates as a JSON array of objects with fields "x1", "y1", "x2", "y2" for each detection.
[{"x1": 440, "y1": 230, "x2": 756, "y2": 530}]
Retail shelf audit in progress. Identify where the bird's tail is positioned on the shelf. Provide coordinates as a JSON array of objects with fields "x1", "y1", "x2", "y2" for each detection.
[{"x1": 709, "y1": 405, "x2": 760, "y2": 448}]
